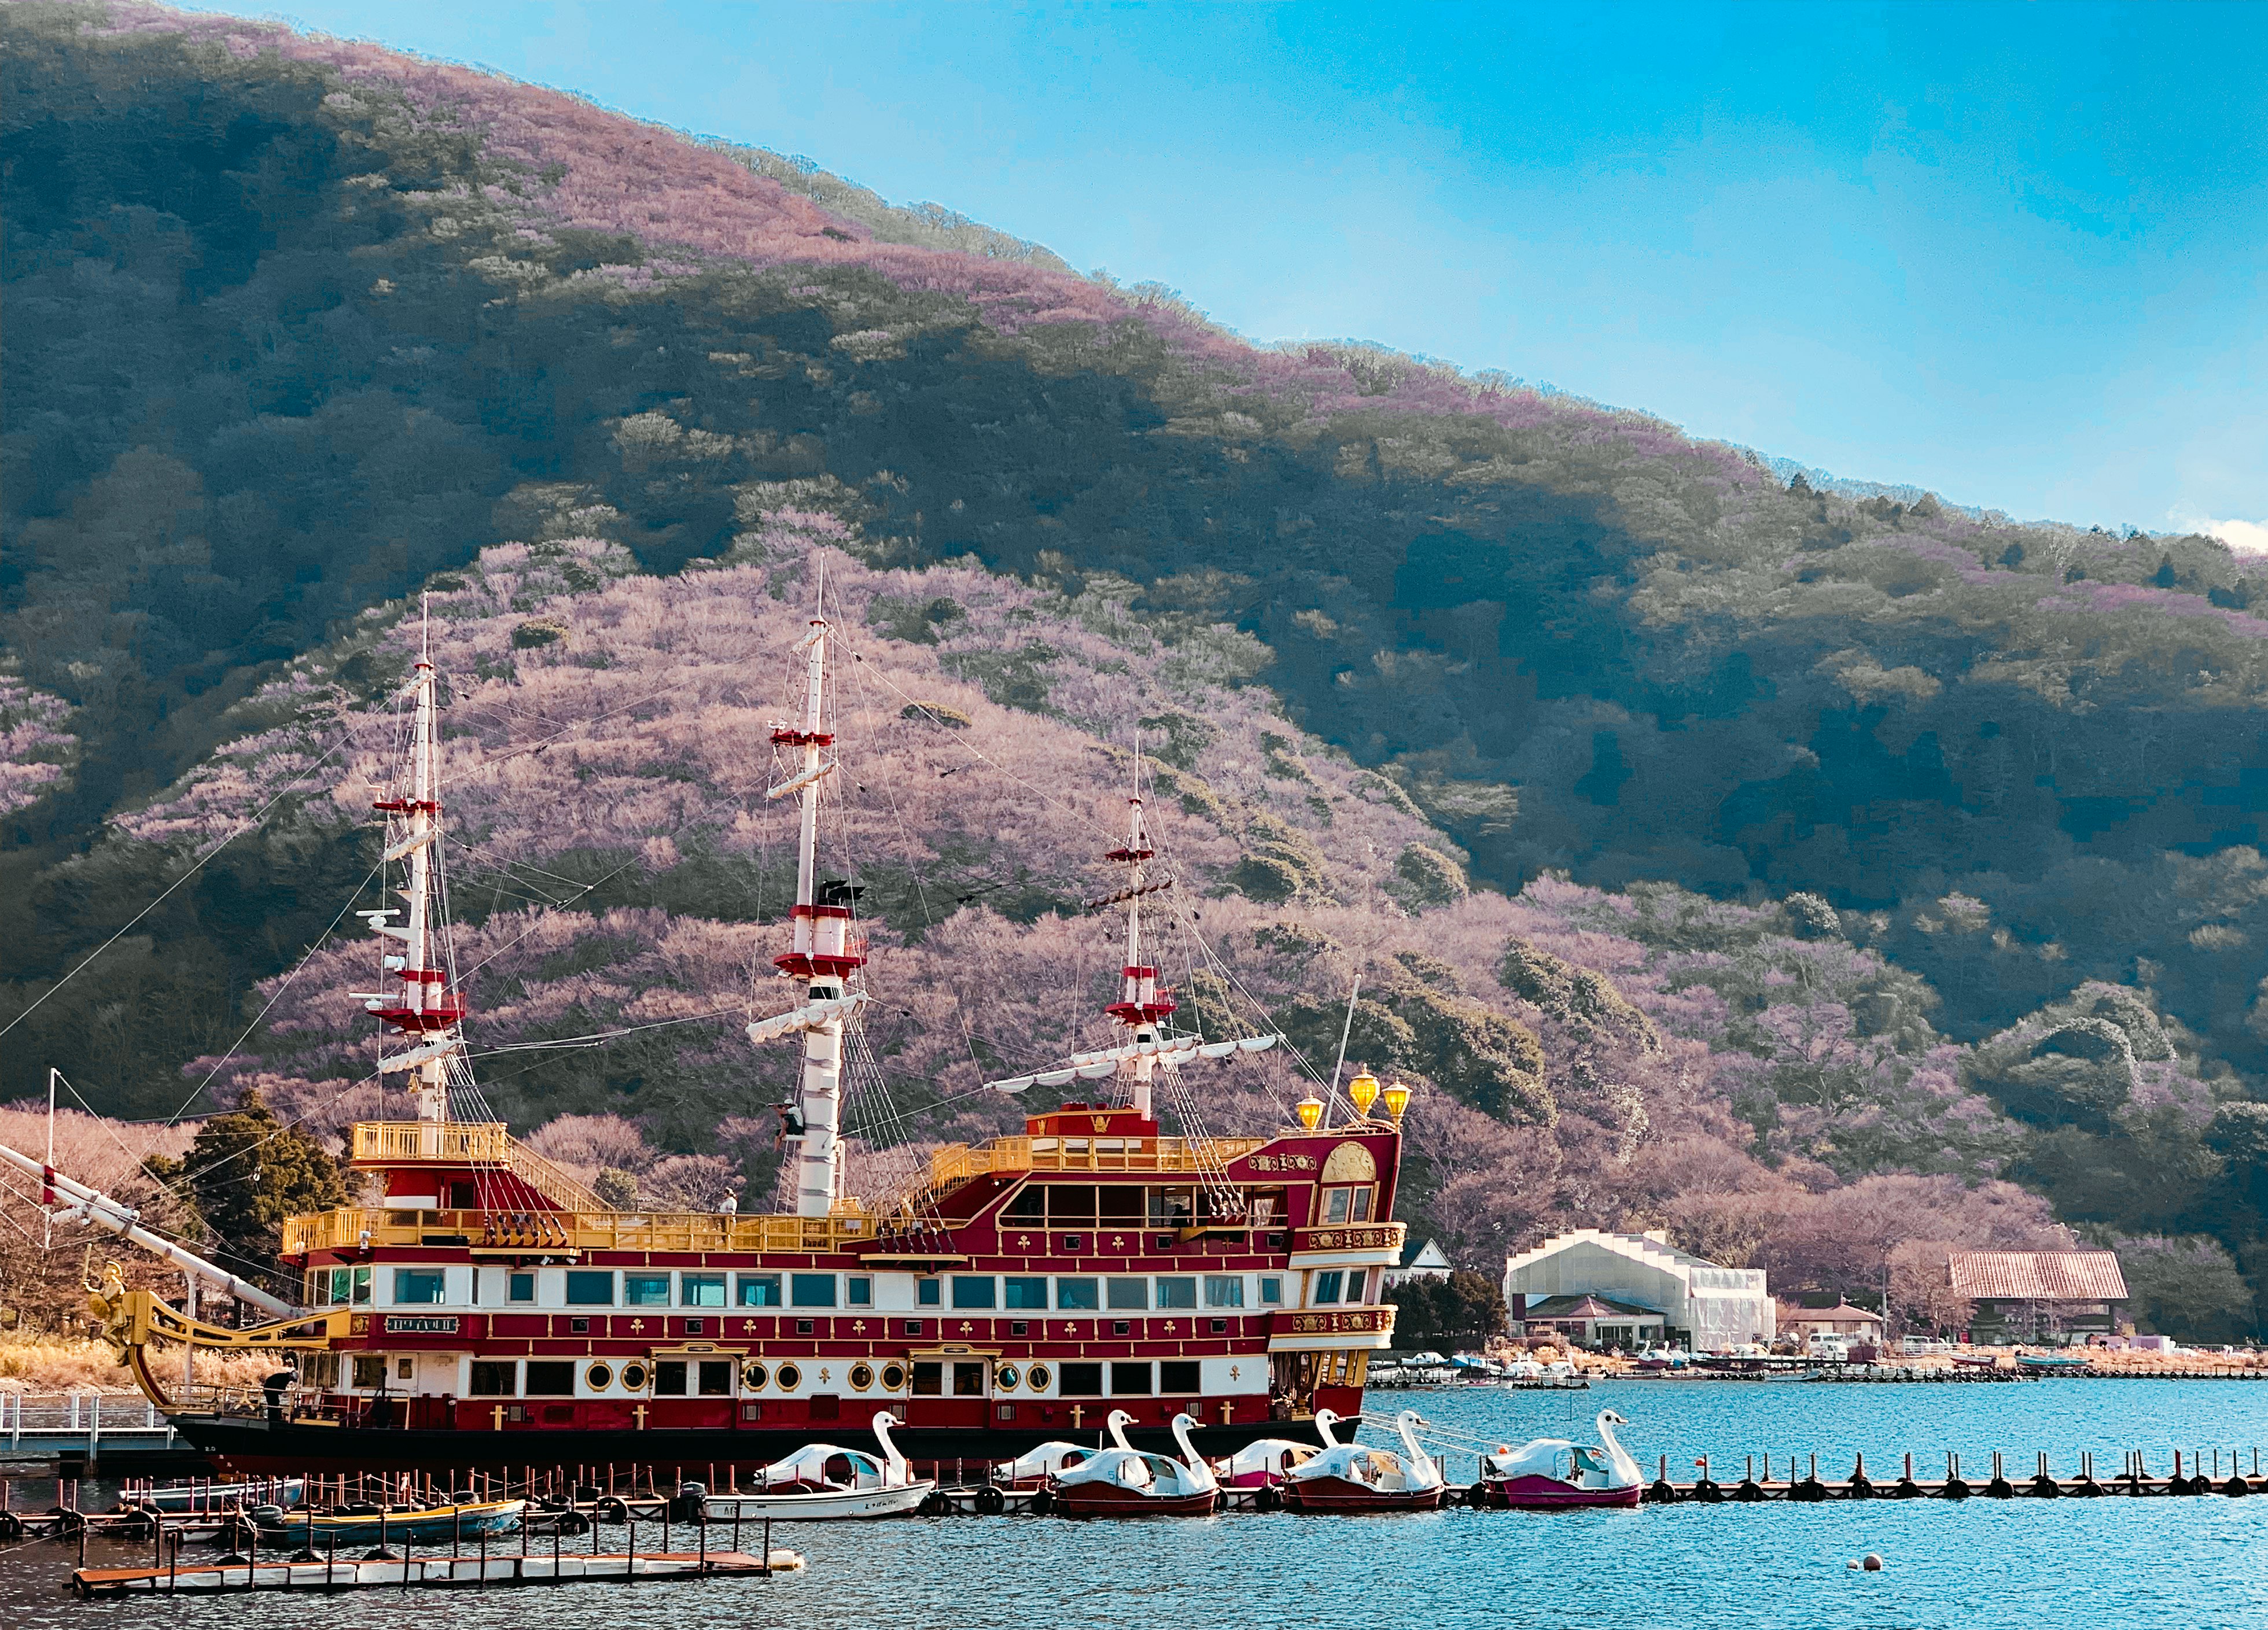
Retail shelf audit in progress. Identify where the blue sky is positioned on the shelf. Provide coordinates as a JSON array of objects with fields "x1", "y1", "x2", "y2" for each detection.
[{"x1": 200, "y1": 1, "x2": 2267, "y2": 539}]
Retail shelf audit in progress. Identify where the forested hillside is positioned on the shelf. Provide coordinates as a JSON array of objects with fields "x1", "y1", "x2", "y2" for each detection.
[{"x1": 3, "y1": 2, "x2": 2263, "y2": 1336}]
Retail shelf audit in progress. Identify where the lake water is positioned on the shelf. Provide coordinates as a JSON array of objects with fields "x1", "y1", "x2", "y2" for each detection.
[{"x1": 2, "y1": 1377, "x2": 2263, "y2": 1629}]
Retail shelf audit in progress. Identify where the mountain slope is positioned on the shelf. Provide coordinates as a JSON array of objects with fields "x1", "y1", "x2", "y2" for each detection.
[{"x1": 2, "y1": 2, "x2": 2265, "y2": 1331}]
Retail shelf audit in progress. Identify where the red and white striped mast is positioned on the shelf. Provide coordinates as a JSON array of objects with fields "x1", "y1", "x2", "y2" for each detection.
[
  {"x1": 747, "y1": 572, "x2": 867, "y2": 1217},
  {"x1": 1105, "y1": 735, "x2": 1175, "y2": 1119},
  {"x1": 361, "y1": 602, "x2": 464, "y2": 1127}
]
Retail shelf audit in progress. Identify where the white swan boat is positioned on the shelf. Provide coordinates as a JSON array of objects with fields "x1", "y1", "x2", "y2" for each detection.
[
  {"x1": 1212, "y1": 1435, "x2": 1319, "y2": 1489},
  {"x1": 1051, "y1": 1410, "x2": 1220, "y2": 1515},
  {"x1": 701, "y1": 1411, "x2": 936, "y2": 1520},
  {"x1": 1281, "y1": 1408, "x2": 1446, "y2": 1511},
  {"x1": 1476, "y1": 1407, "x2": 1645, "y2": 1509}
]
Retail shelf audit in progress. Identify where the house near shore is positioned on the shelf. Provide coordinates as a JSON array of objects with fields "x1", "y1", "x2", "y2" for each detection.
[
  {"x1": 1380, "y1": 1238, "x2": 1452, "y2": 1290},
  {"x1": 1947, "y1": 1250, "x2": 2128, "y2": 1343},
  {"x1": 1504, "y1": 1229, "x2": 1774, "y2": 1351},
  {"x1": 1779, "y1": 1300, "x2": 1886, "y2": 1341}
]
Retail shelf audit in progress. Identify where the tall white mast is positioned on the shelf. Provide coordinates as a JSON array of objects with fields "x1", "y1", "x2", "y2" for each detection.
[
  {"x1": 1106, "y1": 733, "x2": 1172, "y2": 1119},
  {"x1": 748, "y1": 576, "x2": 866, "y2": 1218},
  {"x1": 361, "y1": 601, "x2": 463, "y2": 1129}
]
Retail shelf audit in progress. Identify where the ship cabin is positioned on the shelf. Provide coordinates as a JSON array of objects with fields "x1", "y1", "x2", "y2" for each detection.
[{"x1": 277, "y1": 1104, "x2": 1404, "y2": 1447}]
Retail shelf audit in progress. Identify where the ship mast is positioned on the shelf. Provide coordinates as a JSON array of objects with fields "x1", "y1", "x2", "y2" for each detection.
[
  {"x1": 1106, "y1": 735, "x2": 1174, "y2": 1119},
  {"x1": 362, "y1": 604, "x2": 465, "y2": 1128},
  {"x1": 748, "y1": 578, "x2": 868, "y2": 1218}
]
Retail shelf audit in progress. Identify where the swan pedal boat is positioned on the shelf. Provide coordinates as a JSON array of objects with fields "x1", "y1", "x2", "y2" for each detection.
[
  {"x1": 1211, "y1": 1437, "x2": 1318, "y2": 1489},
  {"x1": 1049, "y1": 1410, "x2": 1220, "y2": 1515},
  {"x1": 1477, "y1": 1409, "x2": 1646, "y2": 1510},
  {"x1": 701, "y1": 1411, "x2": 936, "y2": 1521},
  {"x1": 1281, "y1": 1409, "x2": 1446, "y2": 1512}
]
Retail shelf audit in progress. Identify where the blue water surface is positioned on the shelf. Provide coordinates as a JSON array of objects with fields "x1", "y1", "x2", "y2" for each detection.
[{"x1": 0, "y1": 1378, "x2": 2260, "y2": 1630}]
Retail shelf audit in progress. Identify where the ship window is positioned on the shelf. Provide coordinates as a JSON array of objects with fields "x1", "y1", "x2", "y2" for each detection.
[
  {"x1": 1098, "y1": 1186, "x2": 1144, "y2": 1223},
  {"x1": 881, "y1": 1362, "x2": 907, "y2": 1391},
  {"x1": 624, "y1": 1273, "x2": 671, "y2": 1307},
  {"x1": 1046, "y1": 1186, "x2": 1096, "y2": 1227},
  {"x1": 1260, "y1": 1276, "x2": 1284, "y2": 1306},
  {"x1": 329, "y1": 1267, "x2": 354, "y2": 1305},
  {"x1": 1025, "y1": 1363, "x2": 1052, "y2": 1392},
  {"x1": 911, "y1": 1362, "x2": 944, "y2": 1396},
  {"x1": 917, "y1": 1279, "x2": 941, "y2": 1306},
  {"x1": 525, "y1": 1361, "x2": 574, "y2": 1396},
  {"x1": 469, "y1": 1361, "x2": 516, "y2": 1396},
  {"x1": 565, "y1": 1270, "x2": 615, "y2": 1306},
  {"x1": 1110, "y1": 1362, "x2": 1153, "y2": 1395},
  {"x1": 1343, "y1": 1270, "x2": 1370, "y2": 1304},
  {"x1": 791, "y1": 1274, "x2": 837, "y2": 1308},
  {"x1": 1003, "y1": 1277, "x2": 1048, "y2": 1310},
  {"x1": 995, "y1": 1363, "x2": 1020, "y2": 1392},
  {"x1": 776, "y1": 1363, "x2": 803, "y2": 1391},
  {"x1": 849, "y1": 1363, "x2": 875, "y2": 1392},
  {"x1": 1106, "y1": 1278, "x2": 1147, "y2": 1311},
  {"x1": 1058, "y1": 1362, "x2": 1104, "y2": 1396},
  {"x1": 1004, "y1": 1185, "x2": 1046, "y2": 1221},
  {"x1": 397, "y1": 1357, "x2": 414, "y2": 1381},
  {"x1": 1205, "y1": 1275, "x2": 1245, "y2": 1308},
  {"x1": 1149, "y1": 1189, "x2": 1195, "y2": 1229},
  {"x1": 654, "y1": 1361, "x2": 689, "y2": 1397},
  {"x1": 680, "y1": 1274, "x2": 725, "y2": 1307},
  {"x1": 1248, "y1": 1190, "x2": 1284, "y2": 1228},
  {"x1": 1159, "y1": 1360, "x2": 1201, "y2": 1394},
  {"x1": 352, "y1": 1355, "x2": 387, "y2": 1389},
  {"x1": 509, "y1": 1272, "x2": 535, "y2": 1303},
  {"x1": 952, "y1": 1276, "x2": 997, "y2": 1310},
  {"x1": 1312, "y1": 1271, "x2": 1345, "y2": 1305},
  {"x1": 448, "y1": 1181, "x2": 476, "y2": 1211},
  {"x1": 587, "y1": 1364, "x2": 613, "y2": 1391},
  {"x1": 1350, "y1": 1188, "x2": 1373, "y2": 1222},
  {"x1": 1054, "y1": 1277, "x2": 1098, "y2": 1310},
  {"x1": 1324, "y1": 1188, "x2": 1351, "y2": 1225},
  {"x1": 1155, "y1": 1277, "x2": 1197, "y2": 1310},
  {"x1": 621, "y1": 1362, "x2": 649, "y2": 1391},
  {"x1": 735, "y1": 1273, "x2": 782, "y2": 1307},
  {"x1": 393, "y1": 1268, "x2": 444, "y2": 1305},
  {"x1": 699, "y1": 1360, "x2": 734, "y2": 1396},
  {"x1": 952, "y1": 1361, "x2": 985, "y2": 1397},
  {"x1": 845, "y1": 1276, "x2": 872, "y2": 1306}
]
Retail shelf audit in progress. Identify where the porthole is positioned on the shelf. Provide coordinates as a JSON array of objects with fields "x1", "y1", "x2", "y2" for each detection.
[
  {"x1": 776, "y1": 1362, "x2": 802, "y2": 1391},
  {"x1": 742, "y1": 1362, "x2": 769, "y2": 1392},
  {"x1": 620, "y1": 1361, "x2": 649, "y2": 1392},
  {"x1": 585, "y1": 1363, "x2": 613, "y2": 1392},
  {"x1": 995, "y1": 1363, "x2": 1021, "y2": 1392},
  {"x1": 848, "y1": 1362, "x2": 875, "y2": 1392},
  {"x1": 879, "y1": 1362, "x2": 908, "y2": 1392},
  {"x1": 1025, "y1": 1363, "x2": 1052, "y2": 1393}
]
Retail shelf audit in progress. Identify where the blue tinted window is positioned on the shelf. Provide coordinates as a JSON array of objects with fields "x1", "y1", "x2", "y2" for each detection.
[
  {"x1": 1004, "y1": 1277, "x2": 1049, "y2": 1309},
  {"x1": 393, "y1": 1269, "x2": 444, "y2": 1305},
  {"x1": 680, "y1": 1274, "x2": 725, "y2": 1307},
  {"x1": 1055, "y1": 1277, "x2": 1099, "y2": 1310},
  {"x1": 917, "y1": 1279, "x2": 941, "y2": 1306},
  {"x1": 565, "y1": 1270, "x2": 614, "y2": 1306},
  {"x1": 624, "y1": 1274, "x2": 671, "y2": 1307},
  {"x1": 952, "y1": 1276, "x2": 997, "y2": 1310},
  {"x1": 791, "y1": 1274, "x2": 837, "y2": 1308},
  {"x1": 736, "y1": 1274, "x2": 780, "y2": 1306}
]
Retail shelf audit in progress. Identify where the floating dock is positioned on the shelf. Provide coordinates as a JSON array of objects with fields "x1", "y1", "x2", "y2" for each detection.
[{"x1": 71, "y1": 1547, "x2": 802, "y2": 1596}]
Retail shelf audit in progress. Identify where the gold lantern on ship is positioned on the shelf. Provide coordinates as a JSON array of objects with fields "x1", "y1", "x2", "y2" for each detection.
[
  {"x1": 1381, "y1": 1079, "x2": 1412, "y2": 1124},
  {"x1": 1294, "y1": 1092, "x2": 1325, "y2": 1131},
  {"x1": 1347, "y1": 1069, "x2": 1382, "y2": 1120}
]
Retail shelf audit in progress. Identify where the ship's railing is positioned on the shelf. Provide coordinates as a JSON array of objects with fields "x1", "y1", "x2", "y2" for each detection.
[
  {"x1": 282, "y1": 1205, "x2": 871, "y2": 1257},
  {"x1": 875, "y1": 1134, "x2": 1273, "y2": 1223},
  {"x1": 348, "y1": 1121, "x2": 609, "y2": 1214},
  {"x1": 1270, "y1": 1306, "x2": 1398, "y2": 1339}
]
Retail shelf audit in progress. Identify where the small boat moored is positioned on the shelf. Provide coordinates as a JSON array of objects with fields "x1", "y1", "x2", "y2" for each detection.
[
  {"x1": 1280, "y1": 1409, "x2": 1445, "y2": 1512},
  {"x1": 1476, "y1": 1408, "x2": 1645, "y2": 1510},
  {"x1": 249, "y1": 1499, "x2": 524, "y2": 1547},
  {"x1": 1050, "y1": 1410, "x2": 1221, "y2": 1517},
  {"x1": 701, "y1": 1411, "x2": 936, "y2": 1521}
]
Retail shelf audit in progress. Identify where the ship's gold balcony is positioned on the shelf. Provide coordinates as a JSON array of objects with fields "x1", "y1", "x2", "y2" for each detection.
[
  {"x1": 1286, "y1": 1221, "x2": 1407, "y2": 1266},
  {"x1": 282, "y1": 1205, "x2": 871, "y2": 1259},
  {"x1": 927, "y1": 1133, "x2": 1272, "y2": 1188},
  {"x1": 1266, "y1": 1305, "x2": 1397, "y2": 1352},
  {"x1": 348, "y1": 1121, "x2": 609, "y2": 1213}
]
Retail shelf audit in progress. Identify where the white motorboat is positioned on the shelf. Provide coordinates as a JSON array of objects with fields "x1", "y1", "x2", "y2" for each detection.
[{"x1": 701, "y1": 1411, "x2": 936, "y2": 1520}]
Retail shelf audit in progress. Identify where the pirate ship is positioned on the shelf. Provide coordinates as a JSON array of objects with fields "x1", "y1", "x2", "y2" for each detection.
[{"x1": 53, "y1": 578, "x2": 1408, "y2": 1474}]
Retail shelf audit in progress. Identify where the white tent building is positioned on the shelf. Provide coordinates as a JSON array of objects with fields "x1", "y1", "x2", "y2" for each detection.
[{"x1": 1504, "y1": 1230, "x2": 1774, "y2": 1351}]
